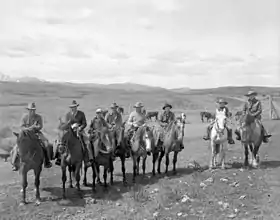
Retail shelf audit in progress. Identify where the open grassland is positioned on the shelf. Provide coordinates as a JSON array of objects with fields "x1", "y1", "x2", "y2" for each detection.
[{"x1": 0, "y1": 82, "x2": 280, "y2": 219}]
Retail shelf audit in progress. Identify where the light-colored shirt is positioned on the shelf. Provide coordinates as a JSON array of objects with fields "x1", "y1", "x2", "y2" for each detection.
[
  {"x1": 127, "y1": 111, "x2": 146, "y2": 127},
  {"x1": 105, "y1": 111, "x2": 122, "y2": 128},
  {"x1": 20, "y1": 113, "x2": 43, "y2": 132}
]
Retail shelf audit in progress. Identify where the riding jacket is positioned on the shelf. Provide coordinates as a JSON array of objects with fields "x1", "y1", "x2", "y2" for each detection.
[
  {"x1": 20, "y1": 113, "x2": 43, "y2": 132},
  {"x1": 104, "y1": 111, "x2": 122, "y2": 128},
  {"x1": 158, "y1": 111, "x2": 175, "y2": 127},
  {"x1": 242, "y1": 98, "x2": 262, "y2": 119},
  {"x1": 60, "y1": 110, "x2": 87, "y2": 131}
]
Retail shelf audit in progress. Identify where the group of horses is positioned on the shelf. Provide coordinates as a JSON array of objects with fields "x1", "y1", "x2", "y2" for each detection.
[
  {"x1": 200, "y1": 110, "x2": 236, "y2": 123},
  {"x1": 12, "y1": 114, "x2": 186, "y2": 205}
]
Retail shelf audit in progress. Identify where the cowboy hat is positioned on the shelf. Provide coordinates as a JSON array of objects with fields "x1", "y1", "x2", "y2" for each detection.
[
  {"x1": 216, "y1": 98, "x2": 228, "y2": 105},
  {"x1": 244, "y1": 91, "x2": 257, "y2": 96},
  {"x1": 163, "y1": 103, "x2": 172, "y2": 110},
  {"x1": 133, "y1": 102, "x2": 144, "y2": 108},
  {"x1": 69, "y1": 100, "x2": 79, "y2": 108},
  {"x1": 26, "y1": 102, "x2": 36, "y2": 110},
  {"x1": 110, "y1": 102, "x2": 118, "y2": 109},
  {"x1": 96, "y1": 108, "x2": 102, "y2": 113}
]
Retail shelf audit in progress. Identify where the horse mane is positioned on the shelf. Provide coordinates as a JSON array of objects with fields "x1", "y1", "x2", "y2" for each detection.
[
  {"x1": 240, "y1": 113, "x2": 255, "y2": 125},
  {"x1": 18, "y1": 129, "x2": 38, "y2": 141},
  {"x1": 133, "y1": 126, "x2": 150, "y2": 141},
  {"x1": 165, "y1": 121, "x2": 176, "y2": 132}
]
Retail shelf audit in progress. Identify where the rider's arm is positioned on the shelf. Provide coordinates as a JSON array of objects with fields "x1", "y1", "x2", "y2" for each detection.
[
  {"x1": 79, "y1": 111, "x2": 87, "y2": 130},
  {"x1": 170, "y1": 112, "x2": 175, "y2": 121},
  {"x1": 20, "y1": 114, "x2": 28, "y2": 130},
  {"x1": 242, "y1": 102, "x2": 248, "y2": 114},
  {"x1": 32, "y1": 115, "x2": 43, "y2": 131},
  {"x1": 251, "y1": 101, "x2": 262, "y2": 117},
  {"x1": 59, "y1": 113, "x2": 71, "y2": 130},
  {"x1": 127, "y1": 112, "x2": 134, "y2": 126}
]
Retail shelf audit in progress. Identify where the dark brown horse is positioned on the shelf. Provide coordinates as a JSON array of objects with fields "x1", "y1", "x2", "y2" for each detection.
[
  {"x1": 146, "y1": 111, "x2": 159, "y2": 121},
  {"x1": 238, "y1": 113, "x2": 263, "y2": 168},
  {"x1": 84, "y1": 126, "x2": 115, "y2": 192},
  {"x1": 117, "y1": 106, "x2": 124, "y2": 115},
  {"x1": 200, "y1": 111, "x2": 215, "y2": 123},
  {"x1": 154, "y1": 118, "x2": 185, "y2": 175},
  {"x1": 128, "y1": 125, "x2": 154, "y2": 183},
  {"x1": 13, "y1": 130, "x2": 44, "y2": 205},
  {"x1": 55, "y1": 126, "x2": 84, "y2": 199}
]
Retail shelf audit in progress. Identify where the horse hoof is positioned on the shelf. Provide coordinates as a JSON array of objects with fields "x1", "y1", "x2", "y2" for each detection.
[
  {"x1": 172, "y1": 171, "x2": 177, "y2": 175},
  {"x1": 123, "y1": 181, "x2": 127, "y2": 186},
  {"x1": 19, "y1": 201, "x2": 27, "y2": 206},
  {"x1": 35, "y1": 200, "x2": 41, "y2": 206},
  {"x1": 83, "y1": 182, "x2": 88, "y2": 187},
  {"x1": 221, "y1": 166, "x2": 226, "y2": 170},
  {"x1": 68, "y1": 184, "x2": 73, "y2": 188}
]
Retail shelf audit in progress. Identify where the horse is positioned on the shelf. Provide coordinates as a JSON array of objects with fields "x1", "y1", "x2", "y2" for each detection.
[
  {"x1": 235, "y1": 111, "x2": 243, "y2": 121},
  {"x1": 154, "y1": 118, "x2": 185, "y2": 175},
  {"x1": 117, "y1": 106, "x2": 124, "y2": 115},
  {"x1": 146, "y1": 111, "x2": 159, "y2": 121},
  {"x1": 238, "y1": 113, "x2": 263, "y2": 168},
  {"x1": 102, "y1": 110, "x2": 108, "y2": 118},
  {"x1": 55, "y1": 126, "x2": 84, "y2": 199},
  {"x1": 128, "y1": 124, "x2": 154, "y2": 183},
  {"x1": 209, "y1": 109, "x2": 228, "y2": 170},
  {"x1": 13, "y1": 130, "x2": 45, "y2": 205},
  {"x1": 84, "y1": 126, "x2": 115, "y2": 192},
  {"x1": 200, "y1": 111, "x2": 214, "y2": 123}
]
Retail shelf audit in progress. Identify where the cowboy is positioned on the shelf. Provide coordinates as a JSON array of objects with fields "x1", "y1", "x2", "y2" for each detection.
[
  {"x1": 11, "y1": 102, "x2": 52, "y2": 171},
  {"x1": 126, "y1": 102, "x2": 146, "y2": 148},
  {"x1": 55, "y1": 100, "x2": 92, "y2": 167},
  {"x1": 158, "y1": 103, "x2": 175, "y2": 128},
  {"x1": 158, "y1": 103, "x2": 184, "y2": 150},
  {"x1": 235, "y1": 91, "x2": 272, "y2": 143},
  {"x1": 203, "y1": 99, "x2": 235, "y2": 144},
  {"x1": 105, "y1": 103, "x2": 123, "y2": 129},
  {"x1": 88, "y1": 108, "x2": 110, "y2": 137}
]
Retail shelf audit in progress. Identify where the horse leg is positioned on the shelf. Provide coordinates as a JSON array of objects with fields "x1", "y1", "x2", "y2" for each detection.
[
  {"x1": 132, "y1": 157, "x2": 137, "y2": 183},
  {"x1": 83, "y1": 164, "x2": 88, "y2": 186},
  {"x1": 68, "y1": 166, "x2": 73, "y2": 188},
  {"x1": 157, "y1": 150, "x2": 164, "y2": 174},
  {"x1": 20, "y1": 169, "x2": 28, "y2": 205},
  {"x1": 172, "y1": 151, "x2": 178, "y2": 174},
  {"x1": 251, "y1": 143, "x2": 258, "y2": 168},
  {"x1": 136, "y1": 157, "x2": 140, "y2": 175},
  {"x1": 103, "y1": 167, "x2": 108, "y2": 191},
  {"x1": 120, "y1": 156, "x2": 127, "y2": 185},
  {"x1": 244, "y1": 144, "x2": 249, "y2": 168},
  {"x1": 34, "y1": 166, "x2": 42, "y2": 205},
  {"x1": 152, "y1": 151, "x2": 159, "y2": 176},
  {"x1": 96, "y1": 165, "x2": 102, "y2": 185},
  {"x1": 165, "y1": 153, "x2": 169, "y2": 174},
  {"x1": 110, "y1": 157, "x2": 114, "y2": 185},
  {"x1": 209, "y1": 142, "x2": 215, "y2": 170},
  {"x1": 92, "y1": 164, "x2": 97, "y2": 193},
  {"x1": 142, "y1": 156, "x2": 146, "y2": 177},
  {"x1": 62, "y1": 166, "x2": 67, "y2": 199},
  {"x1": 75, "y1": 164, "x2": 81, "y2": 192},
  {"x1": 220, "y1": 144, "x2": 226, "y2": 170}
]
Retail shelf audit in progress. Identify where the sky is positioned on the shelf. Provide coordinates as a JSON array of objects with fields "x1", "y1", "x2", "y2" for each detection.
[{"x1": 0, "y1": 0, "x2": 279, "y2": 89}]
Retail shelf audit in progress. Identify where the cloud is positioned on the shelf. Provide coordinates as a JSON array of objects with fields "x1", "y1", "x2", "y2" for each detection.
[
  {"x1": 150, "y1": 0, "x2": 181, "y2": 13},
  {"x1": 136, "y1": 18, "x2": 154, "y2": 30}
]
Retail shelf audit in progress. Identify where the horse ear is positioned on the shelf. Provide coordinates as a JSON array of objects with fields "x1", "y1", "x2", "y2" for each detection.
[{"x1": 13, "y1": 132, "x2": 19, "y2": 137}]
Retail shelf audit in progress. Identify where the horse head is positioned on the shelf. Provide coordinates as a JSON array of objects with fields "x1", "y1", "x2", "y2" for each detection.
[
  {"x1": 97, "y1": 126, "x2": 116, "y2": 153},
  {"x1": 214, "y1": 111, "x2": 227, "y2": 137},
  {"x1": 133, "y1": 124, "x2": 153, "y2": 154}
]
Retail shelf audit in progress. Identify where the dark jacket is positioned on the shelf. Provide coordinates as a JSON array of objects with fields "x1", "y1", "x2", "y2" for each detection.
[
  {"x1": 59, "y1": 110, "x2": 87, "y2": 130},
  {"x1": 243, "y1": 98, "x2": 262, "y2": 119}
]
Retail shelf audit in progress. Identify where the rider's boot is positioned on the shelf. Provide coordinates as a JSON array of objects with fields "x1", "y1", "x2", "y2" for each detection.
[
  {"x1": 227, "y1": 128, "x2": 235, "y2": 144},
  {"x1": 203, "y1": 126, "x2": 211, "y2": 140},
  {"x1": 43, "y1": 147, "x2": 52, "y2": 168},
  {"x1": 235, "y1": 129, "x2": 241, "y2": 140},
  {"x1": 262, "y1": 125, "x2": 272, "y2": 143}
]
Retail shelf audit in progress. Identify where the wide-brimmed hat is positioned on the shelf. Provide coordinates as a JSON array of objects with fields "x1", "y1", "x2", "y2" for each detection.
[
  {"x1": 216, "y1": 98, "x2": 228, "y2": 105},
  {"x1": 69, "y1": 100, "x2": 79, "y2": 108},
  {"x1": 110, "y1": 102, "x2": 118, "y2": 109},
  {"x1": 96, "y1": 108, "x2": 102, "y2": 113},
  {"x1": 163, "y1": 103, "x2": 172, "y2": 110},
  {"x1": 26, "y1": 102, "x2": 36, "y2": 110},
  {"x1": 244, "y1": 91, "x2": 257, "y2": 97},
  {"x1": 133, "y1": 102, "x2": 144, "y2": 108}
]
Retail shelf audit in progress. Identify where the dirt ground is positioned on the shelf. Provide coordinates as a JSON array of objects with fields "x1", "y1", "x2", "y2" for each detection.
[{"x1": 0, "y1": 119, "x2": 279, "y2": 220}]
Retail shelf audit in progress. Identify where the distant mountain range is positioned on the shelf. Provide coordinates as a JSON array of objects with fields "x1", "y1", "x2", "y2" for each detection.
[{"x1": 0, "y1": 72, "x2": 45, "y2": 83}]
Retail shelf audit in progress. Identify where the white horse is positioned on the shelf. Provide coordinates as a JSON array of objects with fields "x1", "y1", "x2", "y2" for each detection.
[{"x1": 209, "y1": 108, "x2": 228, "y2": 170}]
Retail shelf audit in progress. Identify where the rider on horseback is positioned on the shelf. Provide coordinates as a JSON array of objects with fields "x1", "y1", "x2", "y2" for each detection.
[
  {"x1": 55, "y1": 100, "x2": 92, "y2": 167},
  {"x1": 235, "y1": 91, "x2": 272, "y2": 143},
  {"x1": 127, "y1": 102, "x2": 146, "y2": 151},
  {"x1": 203, "y1": 99, "x2": 235, "y2": 144},
  {"x1": 158, "y1": 103, "x2": 185, "y2": 150},
  {"x1": 11, "y1": 102, "x2": 52, "y2": 171}
]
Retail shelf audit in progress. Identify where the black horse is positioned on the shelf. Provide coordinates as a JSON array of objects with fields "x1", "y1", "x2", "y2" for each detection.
[{"x1": 200, "y1": 111, "x2": 215, "y2": 123}]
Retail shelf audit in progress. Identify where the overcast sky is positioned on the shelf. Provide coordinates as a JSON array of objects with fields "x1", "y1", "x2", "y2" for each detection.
[{"x1": 0, "y1": 0, "x2": 279, "y2": 88}]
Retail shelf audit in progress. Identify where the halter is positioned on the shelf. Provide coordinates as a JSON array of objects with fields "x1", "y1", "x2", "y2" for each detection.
[{"x1": 213, "y1": 114, "x2": 226, "y2": 135}]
